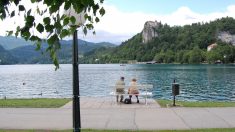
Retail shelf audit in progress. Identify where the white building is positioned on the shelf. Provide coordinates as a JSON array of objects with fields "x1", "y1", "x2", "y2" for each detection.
[{"x1": 207, "y1": 43, "x2": 217, "y2": 51}]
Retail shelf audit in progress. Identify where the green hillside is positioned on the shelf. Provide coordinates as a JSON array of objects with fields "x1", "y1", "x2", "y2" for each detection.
[
  {"x1": 82, "y1": 17, "x2": 235, "y2": 64},
  {"x1": 0, "y1": 45, "x2": 17, "y2": 64},
  {"x1": 0, "y1": 36, "x2": 116, "y2": 64},
  {"x1": 0, "y1": 36, "x2": 33, "y2": 50}
]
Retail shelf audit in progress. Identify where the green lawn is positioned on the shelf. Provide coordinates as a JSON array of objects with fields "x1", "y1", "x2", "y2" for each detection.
[
  {"x1": 0, "y1": 98, "x2": 71, "y2": 108},
  {"x1": 157, "y1": 99, "x2": 235, "y2": 107},
  {"x1": 1, "y1": 128, "x2": 235, "y2": 132}
]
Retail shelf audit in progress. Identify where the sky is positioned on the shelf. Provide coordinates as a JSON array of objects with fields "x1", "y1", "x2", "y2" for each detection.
[
  {"x1": 1, "y1": 0, "x2": 235, "y2": 44},
  {"x1": 78, "y1": 0, "x2": 235, "y2": 44}
]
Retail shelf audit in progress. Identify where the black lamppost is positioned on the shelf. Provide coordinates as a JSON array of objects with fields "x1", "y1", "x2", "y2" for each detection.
[
  {"x1": 72, "y1": 29, "x2": 80, "y2": 132},
  {"x1": 65, "y1": 8, "x2": 85, "y2": 132}
]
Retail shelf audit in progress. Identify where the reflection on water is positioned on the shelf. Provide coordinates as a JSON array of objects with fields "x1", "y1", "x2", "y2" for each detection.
[{"x1": 0, "y1": 64, "x2": 235, "y2": 101}]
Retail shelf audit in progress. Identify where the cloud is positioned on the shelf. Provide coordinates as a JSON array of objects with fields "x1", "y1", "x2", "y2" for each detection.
[
  {"x1": 77, "y1": 30, "x2": 132, "y2": 44},
  {"x1": 78, "y1": 4, "x2": 235, "y2": 44},
  {"x1": 160, "y1": 6, "x2": 235, "y2": 26},
  {"x1": 77, "y1": 4, "x2": 157, "y2": 44}
]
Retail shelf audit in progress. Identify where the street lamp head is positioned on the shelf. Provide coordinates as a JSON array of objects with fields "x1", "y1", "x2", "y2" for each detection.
[{"x1": 64, "y1": 7, "x2": 86, "y2": 27}]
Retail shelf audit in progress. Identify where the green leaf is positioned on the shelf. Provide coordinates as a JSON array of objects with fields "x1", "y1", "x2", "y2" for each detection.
[
  {"x1": 43, "y1": 0, "x2": 51, "y2": 6},
  {"x1": 99, "y1": 7, "x2": 105, "y2": 16},
  {"x1": 61, "y1": 14, "x2": 66, "y2": 20},
  {"x1": 27, "y1": 9, "x2": 31, "y2": 16},
  {"x1": 54, "y1": 41, "x2": 61, "y2": 49},
  {"x1": 95, "y1": 17, "x2": 99, "y2": 23},
  {"x1": 31, "y1": 0, "x2": 37, "y2": 3},
  {"x1": 100, "y1": 0, "x2": 104, "y2": 3},
  {"x1": 86, "y1": 24, "x2": 94, "y2": 29},
  {"x1": 63, "y1": 17, "x2": 70, "y2": 26},
  {"x1": 43, "y1": 8, "x2": 48, "y2": 14},
  {"x1": 83, "y1": 27, "x2": 87, "y2": 35},
  {"x1": 69, "y1": 26, "x2": 77, "y2": 34},
  {"x1": 30, "y1": 35, "x2": 41, "y2": 42},
  {"x1": 10, "y1": 11, "x2": 15, "y2": 17},
  {"x1": 7, "y1": 31, "x2": 13, "y2": 36},
  {"x1": 53, "y1": 57, "x2": 59, "y2": 70},
  {"x1": 19, "y1": 5, "x2": 25, "y2": 11},
  {"x1": 70, "y1": 16, "x2": 76, "y2": 25},
  {"x1": 31, "y1": 0, "x2": 41, "y2": 3},
  {"x1": 45, "y1": 24, "x2": 54, "y2": 32},
  {"x1": 49, "y1": 5, "x2": 59, "y2": 14},
  {"x1": 60, "y1": 29, "x2": 69, "y2": 39},
  {"x1": 36, "y1": 23, "x2": 44, "y2": 33},
  {"x1": 64, "y1": 1, "x2": 71, "y2": 10},
  {"x1": 55, "y1": 14, "x2": 62, "y2": 29},
  {"x1": 14, "y1": 0, "x2": 19, "y2": 5},
  {"x1": 26, "y1": 15, "x2": 35, "y2": 23},
  {"x1": 15, "y1": 26, "x2": 20, "y2": 37},
  {"x1": 81, "y1": 0, "x2": 94, "y2": 6},
  {"x1": 43, "y1": 17, "x2": 50, "y2": 25},
  {"x1": 35, "y1": 41, "x2": 41, "y2": 51},
  {"x1": 47, "y1": 34, "x2": 59, "y2": 45},
  {"x1": 25, "y1": 16, "x2": 35, "y2": 28},
  {"x1": 36, "y1": 7, "x2": 40, "y2": 14},
  {"x1": 0, "y1": 11, "x2": 6, "y2": 20},
  {"x1": 21, "y1": 31, "x2": 31, "y2": 40},
  {"x1": 93, "y1": 4, "x2": 99, "y2": 15},
  {"x1": 16, "y1": 26, "x2": 20, "y2": 31},
  {"x1": 84, "y1": 14, "x2": 91, "y2": 21}
]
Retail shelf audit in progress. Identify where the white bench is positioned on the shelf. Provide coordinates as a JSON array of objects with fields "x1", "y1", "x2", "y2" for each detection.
[{"x1": 110, "y1": 84, "x2": 153, "y2": 105}]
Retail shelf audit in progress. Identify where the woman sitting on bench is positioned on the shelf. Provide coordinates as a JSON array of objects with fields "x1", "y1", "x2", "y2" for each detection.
[{"x1": 128, "y1": 78, "x2": 139, "y2": 103}]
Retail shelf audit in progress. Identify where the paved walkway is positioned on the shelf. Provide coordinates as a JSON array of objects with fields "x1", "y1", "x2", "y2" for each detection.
[{"x1": 0, "y1": 97, "x2": 235, "y2": 130}]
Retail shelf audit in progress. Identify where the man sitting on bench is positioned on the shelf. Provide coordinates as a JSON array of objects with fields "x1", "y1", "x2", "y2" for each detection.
[{"x1": 128, "y1": 78, "x2": 140, "y2": 103}]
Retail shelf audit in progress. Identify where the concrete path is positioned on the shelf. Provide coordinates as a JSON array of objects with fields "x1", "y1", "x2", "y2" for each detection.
[{"x1": 0, "y1": 97, "x2": 235, "y2": 130}]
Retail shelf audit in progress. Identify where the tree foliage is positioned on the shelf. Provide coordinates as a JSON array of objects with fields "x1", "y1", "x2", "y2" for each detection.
[{"x1": 0, "y1": 0, "x2": 105, "y2": 69}]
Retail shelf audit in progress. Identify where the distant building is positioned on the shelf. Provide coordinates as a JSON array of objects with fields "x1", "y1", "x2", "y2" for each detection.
[
  {"x1": 207, "y1": 43, "x2": 217, "y2": 51},
  {"x1": 128, "y1": 60, "x2": 137, "y2": 64}
]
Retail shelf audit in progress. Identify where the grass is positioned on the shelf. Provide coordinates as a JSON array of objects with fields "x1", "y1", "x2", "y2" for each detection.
[
  {"x1": 0, "y1": 98, "x2": 71, "y2": 108},
  {"x1": 157, "y1": 99, "x2": 235, "y2": 107},
  {"x1": 1, "y1": 128, "x2": 235, "y2": 132}
]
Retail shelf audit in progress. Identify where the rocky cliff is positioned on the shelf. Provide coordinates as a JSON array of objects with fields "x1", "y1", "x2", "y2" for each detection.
[
  {"x1": 217, "y1": 32, "x2": 235, "y2": 46},
  {"x1": 142, "y1": 21, "x2": 160, "y2": 44}
]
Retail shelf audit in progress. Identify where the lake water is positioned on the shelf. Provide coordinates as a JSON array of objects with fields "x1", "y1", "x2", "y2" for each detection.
[{"x1": 0, "y1": 64, "x2": 235, "y2": 101}]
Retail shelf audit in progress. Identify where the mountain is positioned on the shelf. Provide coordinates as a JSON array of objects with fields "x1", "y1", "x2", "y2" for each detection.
[
  {"x1": 0, "y1": 36, "x2": 33, "y2": 50},
  {"x1": 0, "y1": 36, "x2": 116, "y2": 64},
  {"x1": 0, "y1": 45, "x2": 17, "y2": 64},
  {"x1": 96, "y1": 42, "x2": 116, "y2": 47},
  {"x1": 82, "y1": 17, "x2": 235, "y2": 64},
  {"x1": 0, "y1": 36, "x2": 116, "y2": 53}
]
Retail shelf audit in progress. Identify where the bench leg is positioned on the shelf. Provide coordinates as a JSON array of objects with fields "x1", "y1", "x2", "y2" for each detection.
[
  {"x1": 145, "y1": 94, "x2": 148, "y2": 105},
  {"x1": 145, "y1": 96, "x2": 147, "y2": 105}
]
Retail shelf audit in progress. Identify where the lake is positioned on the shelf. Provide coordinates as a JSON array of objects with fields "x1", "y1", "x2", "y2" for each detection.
[{"x1": 0, "y1": 64, "x2": 235, "y2": 101}]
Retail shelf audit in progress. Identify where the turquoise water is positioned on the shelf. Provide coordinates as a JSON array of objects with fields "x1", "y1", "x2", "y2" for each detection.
[{"x1": 0, "y1": 64, "x2": 235, "y2": 101}]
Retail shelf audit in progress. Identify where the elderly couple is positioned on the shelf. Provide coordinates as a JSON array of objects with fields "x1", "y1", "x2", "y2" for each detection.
[{"x1": 115, "y1": 77, "x2": 140, "y2": 103}]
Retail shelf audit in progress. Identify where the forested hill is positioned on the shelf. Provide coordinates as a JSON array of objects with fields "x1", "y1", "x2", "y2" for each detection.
[
  {"x1": 82, "y1": 17, "x2": 235, "y2": 64},
  {"x1": 0, "y1": 36, "x2": 116, "y2": 64},
  {"x1": 0, "y1": 45, "x2": 17, "y2": 64}
]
